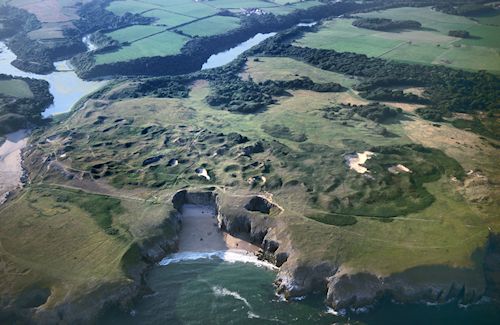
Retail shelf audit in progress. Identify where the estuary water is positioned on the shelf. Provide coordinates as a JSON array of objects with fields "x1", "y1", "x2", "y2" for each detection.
[
  {"x1": 202, "y1": 32, "x2": 276, "y2": 70},
  {"x1": 0, "y1": 41, "x2": 106, "y2": 117}
]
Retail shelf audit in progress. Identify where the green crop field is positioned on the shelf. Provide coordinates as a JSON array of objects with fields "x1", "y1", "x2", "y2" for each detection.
[
  {"x1": 0, "y1": 79, "x2": 33, "y2": 98},
  {"x1": 295, "y1": 7, "x2": 500, "y2": 73},
  {"x1": 95, "y1": 31, "x2": 189, "y2": 64},
  {"x1": 106, "y1": 0, "x2": 160, "y2": 15},
  {"x1": 207, "y1": 0, "x2": 276, "y2": 8},
  {"x1": 178, "y1": 16, "x2": 240, "y2": 37},
  {"x1": 142, "y1": 9, "x2": 195, "y2": 27},
  {"x1": 98, "y1": 0, "x2": 327, "y2": 64},
  {"x1": 105, "y1": 25, "x2": 166, "y2": 43}
]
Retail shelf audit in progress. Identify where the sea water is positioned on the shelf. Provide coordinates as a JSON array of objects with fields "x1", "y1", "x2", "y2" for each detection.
[{"x1": 98, "y1": 257, "x2": 500, "y2": 325}]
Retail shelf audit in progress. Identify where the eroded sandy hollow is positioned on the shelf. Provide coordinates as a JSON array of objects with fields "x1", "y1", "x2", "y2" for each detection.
[{"x1": 178, "y1": 204, "x2": 259, "y2": 253}]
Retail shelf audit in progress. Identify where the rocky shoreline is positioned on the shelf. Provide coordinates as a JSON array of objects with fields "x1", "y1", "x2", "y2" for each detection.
[
  {"x1": 9, "y1": 187, "x2": 498, "y2": 323},
  {"x1": 170, "y1": 189, "x2": 499, "y2": 312}
]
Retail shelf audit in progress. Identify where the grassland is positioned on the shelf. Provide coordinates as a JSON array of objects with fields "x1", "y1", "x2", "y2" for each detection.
[
  {"x1": 30, "y1": 70, "x2": 497, "y2": 281},
  {"x1": 0, "y1": 79, "x2": 33, "y2": 98},
  {"x1": 0, "y1": 184, "x2": 172, "y2": 310},
  {"x1": 241, "y1": 56, "x2": 359, "y2": 88},
  {"x1": 294, "y1": 7, "x2": 500, "y2": 73}
]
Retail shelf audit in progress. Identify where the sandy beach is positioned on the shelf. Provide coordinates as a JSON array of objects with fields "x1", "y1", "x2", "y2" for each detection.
[
  {"x1": 178, "y1": 204, "x2": 260, "y2": 254},
  {"x1": 0, "y1": 130, "x2": 29, "y2": 204}
]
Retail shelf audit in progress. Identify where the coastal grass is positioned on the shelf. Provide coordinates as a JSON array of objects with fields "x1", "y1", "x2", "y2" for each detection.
[
  {"x1": 0, "y1": 183, "x2": 174, "y2": 306},
  {"x1": 0, "y1": 79, "x2": 33, "y2": 98},
  {"x1": 0, "y1": 187, "x2": 130, "y2": 303},
  {"x1": 295, "y1": 7, "x2": 500, "y2": 73},
  {"x1": 242, "y1": 56, "x2": 359, "y2": 88},
  {"x1": 95, "y1": 31, "x2": 190, "y2": 64},
  {"x1": 22, "y1": 59, "x2": 499, "y2": 290}
]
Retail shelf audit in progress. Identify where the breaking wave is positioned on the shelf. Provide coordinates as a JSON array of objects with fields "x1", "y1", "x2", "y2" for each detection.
[{"x1": 158, "y1": 249, "x2": 277, "y2": 270}]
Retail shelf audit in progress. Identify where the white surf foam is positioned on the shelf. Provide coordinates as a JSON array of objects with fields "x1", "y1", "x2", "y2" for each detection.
[
  {"x1": 212, "y1": 286, "x2": 252, "y2": 308},
  {"x1": 325, "y1": 306, "x2": 346, "y2": 316},
  {"x1": 158, "y1": 250, "x2": 277, "y2": 270},
  {"x1": 212, "y1": 286, "x2": 261, "y2": 319}
]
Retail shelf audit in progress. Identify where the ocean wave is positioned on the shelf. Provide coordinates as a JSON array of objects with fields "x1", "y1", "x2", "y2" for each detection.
[
  {"x1": 325, "y1": 306, "x2": 346, "y2": 316},
  {"x1": 212, "y1": 286, "x2": 261, "y2": 319},
  {"x1": 158, "y1": 250, "x2": 277, "y2": 270},
  {"x1": 212, "y1": 286, "x2": 252, "y2": 308}
]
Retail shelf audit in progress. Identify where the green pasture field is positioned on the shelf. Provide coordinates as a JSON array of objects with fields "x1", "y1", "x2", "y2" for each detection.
[
  {"x1": 138, "y1": 0, "x2": 218, "y2": 17},
  {"x1": 107, "y1": 0, "x2": 217, "y2": 18},
  {"x1": 142, "y1": 9, "x2": 195, "y2": 27},
  {"x1": 106, "y1": 0, "x2": 160, "y2": 15},
  {"x1": 105, "y1": 25, "x2": 165, "y2": 43},
  {"x1": 288, "y1": 0, "x2": 322, "y2": 10},
  {"x1": 207, "y1": 0, "x2": 277, "y2": 9},
  {"x1": 178, "y1": 16, "x2": 241, "y2": 37},
  {"x1": 95, "y1": 31, "x2": 189, "y2": 64},
  {"x1": 471, "y1": 12, "x2": 500, "y2": 26},
  {"x1": 295, "y1": 7, "x2": 500, "y2": 73},
  {"x1": 0, "y1": 79, "x2": 33, "y2": 98}
]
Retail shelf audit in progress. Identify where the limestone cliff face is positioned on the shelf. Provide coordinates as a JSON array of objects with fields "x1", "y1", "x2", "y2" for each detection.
[
  {"x1": 211, "y1": 189, "x2": 497, "y2": 310},
  {"x1": 325, "y1": 265, "x2": 485, "y2": 309}
]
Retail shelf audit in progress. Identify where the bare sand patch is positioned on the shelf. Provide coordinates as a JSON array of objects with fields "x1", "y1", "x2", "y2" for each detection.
[
  {"x1": 345, "y1": 151, "x2": 374, "y2": 174},
  {"x1": 177, "y1": 204, "x2": 259, "y2": 253},
  {"x1": 0, "y1": 130, "x2": 29, "y2": 204},
  {"x1": 388, "y1": 164, "x2": 412, "y2": 174}
]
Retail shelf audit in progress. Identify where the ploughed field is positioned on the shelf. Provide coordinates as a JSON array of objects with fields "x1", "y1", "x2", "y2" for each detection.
[{"x1": 295, "y1": 6, "x2": 500, "y2": 73}]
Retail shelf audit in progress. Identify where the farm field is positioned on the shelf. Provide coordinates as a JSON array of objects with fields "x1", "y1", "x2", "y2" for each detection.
[
  {"x1": 8, "y1": 0, "x2": 91, "y2": 42},
  {"x1": 95, "y1": 31, "x2": 189, "y2": 64},
  {"x1": 105, "y1": 25, "x2": 166, "y2": 43},
  {"x1": 294, "y1": 7, "x2": 500, "y2": 73},
  {"x1": 177, "y1": 15, "x2": 240, "y2": 37},
  {"x1": 97, "y1": 0, "x2": 324, "y2": 64}
]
